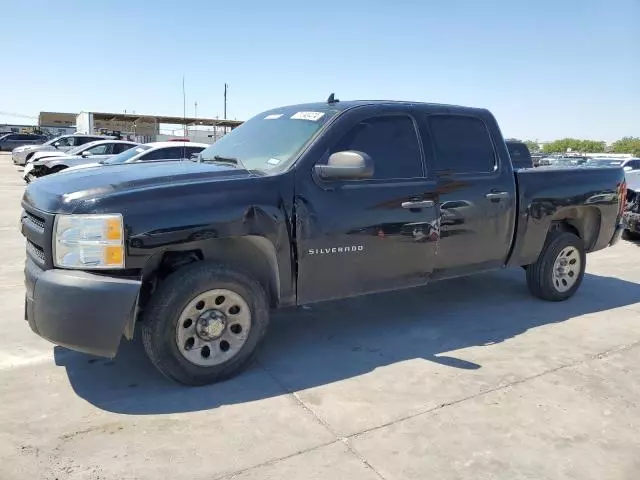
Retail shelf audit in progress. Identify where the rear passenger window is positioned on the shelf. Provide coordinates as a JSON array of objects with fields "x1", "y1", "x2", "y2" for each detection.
[
  {"x1": 427, "y1": 115, "x2": 496, "y2": 174},
  {"x1": 331, "y1": 116, "x2": 423, "y2": 179}
]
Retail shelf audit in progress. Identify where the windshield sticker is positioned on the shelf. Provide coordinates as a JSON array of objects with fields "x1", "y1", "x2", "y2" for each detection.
[
  {"x1": 267, "y1": 158, "x2": 281, "y2": 165},
  {"x1": 291, "y1": 111, "x2": 325, "y2": 121},
  {"x1": 264, "y1": 114, "x2": 283, "y2": 120}
]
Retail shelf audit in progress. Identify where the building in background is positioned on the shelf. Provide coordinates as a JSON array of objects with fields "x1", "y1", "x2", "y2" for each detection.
[
  {"x1": 38, "y1": 112, "x2": 77, "y2": 137},
  {"x1": 75, "y1": 112, "x2": 242, "y2": 144},
  {"x1": 3, "y1": 111, "x2": 245, "y2": 143}
]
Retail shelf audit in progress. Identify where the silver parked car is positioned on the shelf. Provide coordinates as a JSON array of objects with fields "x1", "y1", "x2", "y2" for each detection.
[
  {"x1": 0, "y1": 133, "x2": 48, "y2": 151},
  {"x1": 23, "y1": 140, "x2": 140, "y2": 182},
  {"x1": 11, "y1": 134, "x2": 114, "y2": 166}
]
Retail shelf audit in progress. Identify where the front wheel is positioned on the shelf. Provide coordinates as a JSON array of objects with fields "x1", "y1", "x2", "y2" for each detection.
[
  {"x1": 142, "y1": 262, "x2": 270, "y2": 386},
  {"x1": 526, "y1": 231, "x2": 586, "y2": 301}
]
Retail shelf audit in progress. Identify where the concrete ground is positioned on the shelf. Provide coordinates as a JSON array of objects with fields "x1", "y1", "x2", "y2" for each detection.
[{"x1": 1, "y1": 151, "x2": 639, "y2": 479}]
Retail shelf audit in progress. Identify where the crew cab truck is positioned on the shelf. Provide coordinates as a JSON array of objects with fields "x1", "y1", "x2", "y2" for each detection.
[{"x1": 21, "y1": 99, "x2": 627, "y2": 386}]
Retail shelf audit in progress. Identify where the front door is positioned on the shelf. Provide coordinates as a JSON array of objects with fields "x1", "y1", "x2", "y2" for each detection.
[{"x1": 295, "y1": 108, "x2": 439, "y2": 304}]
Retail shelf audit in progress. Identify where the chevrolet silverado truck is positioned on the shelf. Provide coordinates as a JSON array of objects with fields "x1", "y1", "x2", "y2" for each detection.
[{"x1": 21, "y1": 99, "x2": 627, "y2": 386}]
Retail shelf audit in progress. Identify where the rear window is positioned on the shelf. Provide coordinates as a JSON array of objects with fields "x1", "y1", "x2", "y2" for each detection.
[
  {"x1": 506, "y1": 142, "x2": 532, "y2": 168},
  {"x1": 427, "y1": 115, "x2": 496, "y2": 174}
]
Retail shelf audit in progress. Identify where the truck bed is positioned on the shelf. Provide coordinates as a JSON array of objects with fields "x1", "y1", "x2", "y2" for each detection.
[{"x1": 507, "y1": 166, "x2": 625, "y2": 267}]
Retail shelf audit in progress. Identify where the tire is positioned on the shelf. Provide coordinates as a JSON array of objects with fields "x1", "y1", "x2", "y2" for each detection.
[
  {"x1": 526, "y1": 231, "x2": 586, "y2": 301},
  {"x1": 142, "y1": 262, "x2": 270, "y2": 386}
]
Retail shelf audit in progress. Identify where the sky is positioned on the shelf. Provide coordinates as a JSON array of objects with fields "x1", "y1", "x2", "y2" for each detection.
[{"x1": 1, "y1": 0, "x2": 638, "y2": 142}]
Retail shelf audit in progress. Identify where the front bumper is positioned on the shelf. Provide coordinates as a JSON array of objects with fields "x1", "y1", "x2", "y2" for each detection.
[
  {"x1": 623, "y1": 211, "x2": 640, "y2": 234},
  {"x1": 25, "y1": 257, "x2": 141, "y2": 357}
]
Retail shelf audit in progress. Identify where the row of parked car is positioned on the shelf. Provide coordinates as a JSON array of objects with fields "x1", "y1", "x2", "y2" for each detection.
[
  {"x1": 533, "y1": 154, "x2": 640, "y2": 171},
  {"x1": 10, "y1": 133, "x2": 208, "y2": 182}
]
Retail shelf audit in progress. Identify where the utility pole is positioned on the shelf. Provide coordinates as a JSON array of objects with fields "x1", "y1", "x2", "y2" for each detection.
[
  {"x1": 182, "y1": 75, "x2": 186, "y2": 137},
  {"x1": 223, "y1": 83, "x2": 228, "y2": 120},
  {"x1": 194, "y1": 101, "x2": 198, "y2": 120}
]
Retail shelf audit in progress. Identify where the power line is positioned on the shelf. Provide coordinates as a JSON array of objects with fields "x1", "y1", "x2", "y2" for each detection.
[{"x1": 0, "y1": 111, "x2": 38, "y2": 120}]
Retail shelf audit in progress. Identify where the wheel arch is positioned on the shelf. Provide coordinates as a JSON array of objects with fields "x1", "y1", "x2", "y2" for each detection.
[
  {"x1": 548, "y1": 205, "x2": 600, "y2": 250},
  {"x1": 144, "y1": 235, "x2": 282, "y2": 309}
]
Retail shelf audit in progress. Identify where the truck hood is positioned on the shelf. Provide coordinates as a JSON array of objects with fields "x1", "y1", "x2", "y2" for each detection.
[{"x1": 23, "y1": 161, "x2": 253, "y2": 214}]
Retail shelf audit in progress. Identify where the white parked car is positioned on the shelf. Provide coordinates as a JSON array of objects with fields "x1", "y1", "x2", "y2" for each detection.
[
  {"x1": 63, "y1": 141, "x2": 209, "y2": 173},
  {"x1": 24, "y1": 140, "x2": 140, "y2": 182},
  {"x1": 12, "y1": 134, "x2": 114, "y2": 166}
]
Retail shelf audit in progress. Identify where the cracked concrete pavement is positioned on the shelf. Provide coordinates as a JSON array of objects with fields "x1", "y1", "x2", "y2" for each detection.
[{"x1": 1, "y1": 152, "x2": 639, "y2": 479}]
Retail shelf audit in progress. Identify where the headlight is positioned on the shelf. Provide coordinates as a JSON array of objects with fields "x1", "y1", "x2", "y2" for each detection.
[{"x1": 53, "y1": 214, "x2": 124, "y2": 269}]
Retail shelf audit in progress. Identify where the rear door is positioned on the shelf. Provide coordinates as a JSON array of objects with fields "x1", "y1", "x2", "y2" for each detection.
[
  {"x1": 418, "y1": 112, "x2": 517, "y2": 277},
  {"x1": 295, "y1": 105, "x2": 439, "y2": 304}
]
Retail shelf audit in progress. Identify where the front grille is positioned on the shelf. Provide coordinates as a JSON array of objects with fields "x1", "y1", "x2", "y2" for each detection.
[
  {"x1": 26, "y1": 240, "x2": 45, "y2": 262},
  {"x1": 21, "y1": 205, "x2": 54, "y2": 268},
  {"x1": 24, "y1": 211, "x2": 45, "y2": 231}
]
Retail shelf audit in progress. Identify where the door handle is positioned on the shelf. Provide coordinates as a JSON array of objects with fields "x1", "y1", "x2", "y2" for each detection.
[
  {"x1": 401, "y1": 200, "x2": 435, "y2": 209},
  {"x1": 485, "y1": 191, "x2": 510, "y2": 200}
]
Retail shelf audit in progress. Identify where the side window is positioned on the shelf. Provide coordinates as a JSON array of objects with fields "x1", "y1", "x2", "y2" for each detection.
[
  {"x1": 115, "y1": 143, "x2": 135, "y2": 154},
  {"x1": 427, "y1": 115, "x2": 496, "y2": 174},
  {"x1": 85, "y1": 144, "x2": 110, "y2": 155},
  {"x1": 629, "y1": 160, "x2": 640, "y2": 170},
  {"x1": 56, "y1": 137, "x2": 73, "y2": 147},
  {"x1": 186, "y1": 146, "x2": 205, "y2": 157},
  {"x1": 331, "y1": 115, "x2": 423, "y2": 179},
  {"x1": 5, "y1": 134, "x2": 18, "y2": 140},
  {"x1": 137, "y1": 147, "x2": 183, "y2": 161}
]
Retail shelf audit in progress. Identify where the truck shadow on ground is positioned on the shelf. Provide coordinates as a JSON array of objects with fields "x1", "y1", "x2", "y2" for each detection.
[{"x1": 54, "y1": 269, "x2": 640, "y2": 414}]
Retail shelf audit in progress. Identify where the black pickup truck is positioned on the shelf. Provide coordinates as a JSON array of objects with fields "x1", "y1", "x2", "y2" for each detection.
[{"x1": 21, "y1": 99, "x2": 627, "y2": 385}]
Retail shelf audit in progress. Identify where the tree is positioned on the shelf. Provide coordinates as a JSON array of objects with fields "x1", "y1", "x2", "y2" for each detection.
[
  {"x1": 542, "y1": 138, "x2": 605, "y2": 154},
  {"x1": 611, "y1": 137, "x2": 640, "y2": 156},
  {"x1": 523, "y1": 140, "x2": 540, "y2": 153}
]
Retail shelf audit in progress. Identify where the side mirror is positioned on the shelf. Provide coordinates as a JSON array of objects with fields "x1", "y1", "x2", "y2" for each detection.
[
  {"x1": 623, "y1": 166, "x2": 632, "y2": 172},
  {"x1": 190, "y1": 153, "x2": 202, "y2": 162},
  {"x1": 81, "y1": 151, "x2": 91, "y2": 157},
  {"x1": 52, "y1": 142, "x2": 60, "y2": 148},
  {"x1": 314, "y1": 151, "x2": 374, "y2": 181}
]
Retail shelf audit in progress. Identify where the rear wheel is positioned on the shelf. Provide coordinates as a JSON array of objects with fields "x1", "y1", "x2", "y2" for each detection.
[
  {"x1": 526, "y1": 231, "x2": 586, "y2": 301},
  {"x1": 142, "y1": 262, "x2": 270, "y2": 386}
]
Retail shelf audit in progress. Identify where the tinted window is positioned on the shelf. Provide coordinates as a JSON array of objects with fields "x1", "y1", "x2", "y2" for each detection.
[
  {"x1": 114, "y1": 143, "x2": 136, "y2": 154},
  {"x1": 628, "y1": 160, "x2": 640, "y2": 170},
  {"x1": 185, "y1": 146, "x2": 205, "y2": 157},
  {"x1": 76, "y1": 137, "x2": 99, "y2": 145},
  {"x1": 506, "y1": 142, "x2": 532, "y2": 168},
  {"x1": 427, "y1": 115, "x2": 496, "y2": 174},
  {"x1": 138, "y1": 146, "x2": 185, "y2": 161},
  {"x1": 331, "y1": 116, "x2": 422, "y2": 179}
]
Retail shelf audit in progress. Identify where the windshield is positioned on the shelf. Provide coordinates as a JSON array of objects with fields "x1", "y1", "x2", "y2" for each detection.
[
  {"x1": 101, "y1": 145, "x2": 151, "y2": 165},
  {"x1": 585, "y1": 159, "x2": 624, "y2": 167},
  {"x1": 199, "y1": 107, "x2": 339, "y2": 172}
]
